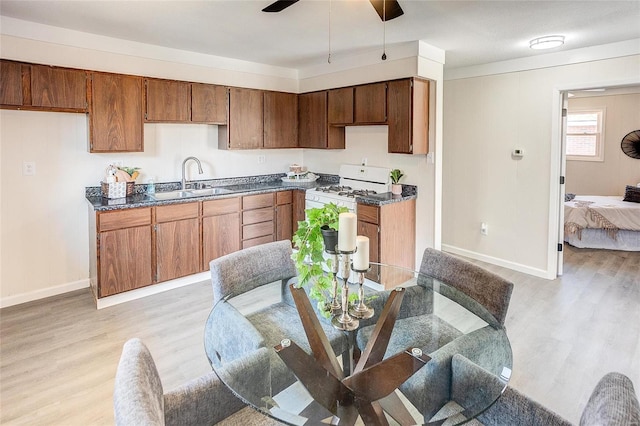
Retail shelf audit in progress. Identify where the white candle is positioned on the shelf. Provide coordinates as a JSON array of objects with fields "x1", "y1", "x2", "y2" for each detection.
[
  {"x1": 354, "y1": 236, "x2": 370, "y2": 270},
  {"x1": 338, "y1": 212, "x2": 357, "y2": 252}
]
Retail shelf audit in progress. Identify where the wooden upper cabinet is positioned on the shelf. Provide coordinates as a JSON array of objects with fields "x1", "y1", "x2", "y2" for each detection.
[
  {"x1": 355, "y1": 82, "x2": 387, "y2": 124},
  {"x1": 264, "y1": 91, "x2": 298, "y2": 148},
  {"x1": 30, "y1": 65, "x2": 87, "y2": 110},
  {"x1": 328, "y1": 87, "x2": 354, "y2": 125},
  {"x1": 227, "y1": 87, "x2": 263, "y2": 149},
  {"x1": 299, "y1": 91, "x2": 344, "y2": 149},
  {"x1": 191, "y1": 83, "x2": 227, "y2": 124},
  {"x1": 90, "y1": 72, "x2": 144, "y2": 152},
  {"x1": 145, "y1": 78, "x2": 190, "y2": 122},
  {"x1": 0, "y1": 60, "x2": 25, "y2": 106},
  {"x1": 388, "y1": 78, "x2": 429, "y2": 155}
]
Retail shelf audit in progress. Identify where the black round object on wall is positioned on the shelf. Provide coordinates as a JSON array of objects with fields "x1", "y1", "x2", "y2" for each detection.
[{"x1": 621, "y1": 130, "x2": 640, "y2": 159}]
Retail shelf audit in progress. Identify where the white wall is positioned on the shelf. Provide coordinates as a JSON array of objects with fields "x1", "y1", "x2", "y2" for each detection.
[
  {"x1": 0, "y1": 110, "x2": 303, "y2": 304},
  {"x1": 565, "y1": 93, "x2": 640, "y2": 195},
  {"x1": 442, "y1": 54, "x2": 640, "y2": 278}
]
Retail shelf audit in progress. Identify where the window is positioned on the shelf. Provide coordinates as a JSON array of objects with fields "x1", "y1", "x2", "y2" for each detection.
[{"x1": 566, "y1": 109, "x2": 605, "y2": 161}]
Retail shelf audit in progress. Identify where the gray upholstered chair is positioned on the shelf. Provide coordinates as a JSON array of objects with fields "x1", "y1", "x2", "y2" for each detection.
[
  {"x1": 113, "y1": 338, "x2": 283, "y2": 426},
  {"x1": 204, "y1": 240, "x2": 349, "y2": 395},
  {"x1": 356, "y1": 248, "x2": 515, "y2": 421},
  {"x1": 447, "y1": 354, "x2": 640, "y2": 425}
]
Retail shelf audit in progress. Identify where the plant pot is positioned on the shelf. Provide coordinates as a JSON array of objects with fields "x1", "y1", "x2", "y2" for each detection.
[
  {"x1": 391, "y1": 184, "x2": 403, "y2": 195},
  {"x1": 321, "y1": 225, "x2": 339, "y2": 254}
]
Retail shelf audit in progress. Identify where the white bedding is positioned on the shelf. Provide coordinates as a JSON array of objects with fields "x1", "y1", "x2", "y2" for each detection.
[{"x1": 565, "y1": 195, "x2": 640, "y2": 234}]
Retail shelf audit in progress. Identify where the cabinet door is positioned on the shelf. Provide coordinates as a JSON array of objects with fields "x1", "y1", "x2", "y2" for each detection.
[
  {"x1": 357, "y1": 220, "x2": 380, "y2": 263},
  {"x1": 90, "y1": 72, "x2": 144, "y2": 152},
  {"x1": 0, "y1": 60, "x2": 24, "y2": 106},
  {"x1": 31, "y1": 65, "x2": 87, "y2": 110},
  {"x1": 355, "y1": 82, "x2": 386, "y2": 124},
  {"x1": 264, "y1": 91, "x2": 298, "y2": 148},
  {"x1": 191, "y1": 83, "x2": 227, "y2": 124},
  {"x1": 156, "y1": 218, "x2": 200, "y2": 282},
  {"x1": 387, "y1": 79, "x2": 412, "y2": 153},
  {"x1": 328, "y1": 87, "x2": 354, "y2": 125},
  {"x1": 298, "y1": 91, "x2": 327, "y2": 148},
  {"x1": 293, "y1": 189, "x2": 306, "y2": 233},
  {"x1": 202, "y1": 213, "x2": 240, "y2": 270},
  {"x1": 145, "y1": 78, "x2": 190, "y2": 122},
  {"x1": 99, "y1": 226, "x2": 152, "y2": 297},
  {"x1": 388, "y1": 78, "x2": 429, "y2": 154},
  {"x1": 229, "y1": 87, "x2": 263, "y2": 149},
  {"x1": 276, "y1": 203, "x2": 293, "y2": 242}
]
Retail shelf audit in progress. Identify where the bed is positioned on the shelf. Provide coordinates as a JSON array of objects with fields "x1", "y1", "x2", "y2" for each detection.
[{"x1": 564, "y1": 195, "x2": 640, "y2": 251}]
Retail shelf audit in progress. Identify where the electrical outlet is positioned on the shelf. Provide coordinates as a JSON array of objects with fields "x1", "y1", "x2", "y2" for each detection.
[
  {"x1": 481, "y1": 222, "x2": 488, "y2": 236},
  {"x1": 361, "y1": 157, "x2": 368, "y2": 166},
  {"x1": 22, "y1": 161, "x2": 36, "y2": 176},
  {"x1": 258, "y1": 155, "x2": 266, "y2": 164}
]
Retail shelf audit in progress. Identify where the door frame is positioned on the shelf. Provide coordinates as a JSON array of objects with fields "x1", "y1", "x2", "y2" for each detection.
[{"x1": 548, "y1": 78, "x2": 640, "y2": 277}]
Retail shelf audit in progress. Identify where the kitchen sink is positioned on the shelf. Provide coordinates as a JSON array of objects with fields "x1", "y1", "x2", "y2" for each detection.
[
  {"x1": 150, "y1": 187, "x2": 232, "y2": 201},
  {"x1": 188, "y1": 187, "x2": 232, "y2": 196}
]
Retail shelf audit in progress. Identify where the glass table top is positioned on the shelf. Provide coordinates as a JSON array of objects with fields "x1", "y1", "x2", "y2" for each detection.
[{"x1": 205, "y1": 262, "x2": 512, "y2": 425}]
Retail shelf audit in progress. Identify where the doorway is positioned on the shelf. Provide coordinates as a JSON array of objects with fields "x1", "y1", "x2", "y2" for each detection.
[{"x1": 554, "y1": 83, "x2": 640, "y2": 276}]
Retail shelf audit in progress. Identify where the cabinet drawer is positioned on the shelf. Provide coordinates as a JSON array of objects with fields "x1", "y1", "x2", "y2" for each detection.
[
  {"x1": 243, "y1": 207, "x2": 274, "y2": 225},
  {"x1": 203, "y1": 197, "x2": 240, "y2": 216},
  {"x1": 98, "y1": 208, "x2": 151, "y2": 232},
  {"x1": 243, "y1": 193, "x2": 274, "y2": 210},
  {"x1": 357, "y1": 204, "x2": 379, "y2": 224},
  {"x1": 243, "y1": 221, "x2": 274, "y2": 240},
  {"x1": 243, "y1": 234, "x2": 274, "y2": 249},
  {"x1": 276, "y1": 190, "x2": 293, "y2": 205},
  {"x1": 155, "y1": 202, "x2": 199, "y2": 223}
]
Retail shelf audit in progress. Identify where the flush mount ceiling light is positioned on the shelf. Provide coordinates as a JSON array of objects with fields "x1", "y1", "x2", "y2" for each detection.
[{"x1": 529, "y1": 35, "x2": 565, "y2": 50}]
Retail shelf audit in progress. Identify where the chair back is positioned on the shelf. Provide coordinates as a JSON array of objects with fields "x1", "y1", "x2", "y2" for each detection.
[
  {"x1": 420, "y1": 248, "x2": 514, "y2": 327},
  {"x1": 580, "y1": 372, "x2": 640, "y2": 426},
  {"x1": 210, "y1": 240, "x2": 297, "y2": 305},
  {"x1": 114, "y1": 338, "x2": 164, "y2": 426}
]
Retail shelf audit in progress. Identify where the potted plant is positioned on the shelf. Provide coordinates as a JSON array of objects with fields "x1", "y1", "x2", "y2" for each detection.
[
  {"x1": 292, "y1": 203, "x2": 348, "y2": 312},
  {"x1": 390, "y1": 169, "x2": 404, "y2": 195}
]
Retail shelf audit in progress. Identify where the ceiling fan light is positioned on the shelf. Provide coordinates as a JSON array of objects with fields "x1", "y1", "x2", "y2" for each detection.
[{"x1": 529, "y1": 35, "x2": 565, "y2": 50}]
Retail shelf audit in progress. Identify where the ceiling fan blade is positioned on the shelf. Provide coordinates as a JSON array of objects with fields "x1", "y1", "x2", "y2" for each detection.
[
  {"x1": 369, "y1": 0, "x2": 404, "y2": 21},
  {"x1": 262, "y1": 0, "x2": 299, "y2": 13}
]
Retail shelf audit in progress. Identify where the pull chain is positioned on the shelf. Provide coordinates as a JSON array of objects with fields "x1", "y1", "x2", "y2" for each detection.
[
  {"x1": 328, "y1": 0, "x2": 332, "y2": 63},
  {"x1": 382, "y1": 0, "x2": 387, "y2": 60}
]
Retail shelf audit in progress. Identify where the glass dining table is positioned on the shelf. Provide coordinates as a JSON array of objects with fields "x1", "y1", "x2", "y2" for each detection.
[{"x1": 205, "y1": 262, "x2": 512, "y2": 426}]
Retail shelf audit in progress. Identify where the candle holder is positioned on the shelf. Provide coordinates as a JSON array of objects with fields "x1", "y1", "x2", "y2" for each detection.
[
  {"x1": 349, "y1": 267, "x2": 374, "y2": 319},
  {"x1": 331, "y1": 250, "x2": 359, "y2": 331},
  {"x1": 326, "y1": 250, "x2": 341, "y2": 313}
]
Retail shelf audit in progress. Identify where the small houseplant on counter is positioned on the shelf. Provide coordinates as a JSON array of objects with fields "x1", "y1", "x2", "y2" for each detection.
[
  {"x1": 292, "y1": 203, "x2": 348, "y2": 314},
  {"x1": 390, "y1": 169, "x2": 404, "y2": 195}
]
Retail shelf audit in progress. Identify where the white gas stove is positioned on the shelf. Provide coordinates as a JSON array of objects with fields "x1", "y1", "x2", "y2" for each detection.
[{"x1": 305, "y1": 164, "x2": 391, "y2": 212}]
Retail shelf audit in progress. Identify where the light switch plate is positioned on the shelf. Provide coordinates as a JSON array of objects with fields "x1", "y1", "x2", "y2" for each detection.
[{"x1": 23, "y1": 161, "x2": 36, "y2": 176}]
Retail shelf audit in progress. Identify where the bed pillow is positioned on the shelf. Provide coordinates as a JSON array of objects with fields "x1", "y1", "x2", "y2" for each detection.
[{"x1": 623, "y1": 185, "x2": 640, "y2": 203}]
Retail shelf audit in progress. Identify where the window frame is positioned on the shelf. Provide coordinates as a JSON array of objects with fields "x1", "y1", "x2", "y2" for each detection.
[{"x1": 565, "y1": 108, "x2": 606, "y2": 162}]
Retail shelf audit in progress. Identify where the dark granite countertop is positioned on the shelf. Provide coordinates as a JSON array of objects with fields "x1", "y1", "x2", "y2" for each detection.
[{"x1": 86, "y1": 173, "x2": 417, "y2": 211}]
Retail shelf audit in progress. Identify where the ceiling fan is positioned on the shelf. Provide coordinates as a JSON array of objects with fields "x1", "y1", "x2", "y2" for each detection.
[{"x1": 262, "y1": 0, "x2": 404, "y2": 21}]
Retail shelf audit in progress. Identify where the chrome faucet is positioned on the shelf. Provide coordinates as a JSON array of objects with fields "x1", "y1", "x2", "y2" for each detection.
[{"x1": 181, "y1": 156, "x2": 203, "y2": 190}]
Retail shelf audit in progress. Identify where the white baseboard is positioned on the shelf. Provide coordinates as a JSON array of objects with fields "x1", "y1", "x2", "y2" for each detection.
[
  {"x1": 96, "y1": 272, "x2": 210, "y2": 309},
  {"x1": 0, "y1": 279, "x2": 90, "y2": 309},
  {"x1": 440, "y1": 244, "x2": 553, "y2": 279},
  {"x1": 0, "y1": 272, "x2": 211, "y2": 310}
]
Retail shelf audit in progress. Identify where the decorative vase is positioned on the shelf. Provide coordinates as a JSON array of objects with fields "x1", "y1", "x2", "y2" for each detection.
[
  {"x1": 321, "y1": 226, "x2": 339, "y2": 254},
  {"x1": 391, "y1": 184, "x2": 402, "y2": 195}
]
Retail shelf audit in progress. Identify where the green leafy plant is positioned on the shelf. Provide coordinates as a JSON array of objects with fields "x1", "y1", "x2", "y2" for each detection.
[
  {"x1": 292, "y1": 203, "x2": 348, "y2": 313},
  {"x1": 390, "y1": 169, "x2": 404, "y2": 184}
]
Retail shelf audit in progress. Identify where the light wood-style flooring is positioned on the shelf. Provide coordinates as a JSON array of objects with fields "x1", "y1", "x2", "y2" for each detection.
[{"x1": 1, "y1": 244, "x2": 638, "y2": 425}]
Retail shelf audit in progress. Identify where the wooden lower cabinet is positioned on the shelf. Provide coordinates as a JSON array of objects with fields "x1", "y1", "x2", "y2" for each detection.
[
  {"x1": 293, "y1": 189, "x2": 306, "y2": 233},
  {"x1": 242, "y1": 193, "x2": 275, "y2": 248},
  {"x1": 357, "y1": 199, "x2": 416, "y2": 285},
  {"x1": 155, "y1": 218, "x2": 200, "y2": 282},
  {"x1": 96, "y1": 207, "x2": 153, "y2": 298},
  {"x1": 276, "y1": 190, "x2": 293, "y2": 242},
  {"x1": 202, "y1": 197, "x2": 241, "y2": 270}
]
